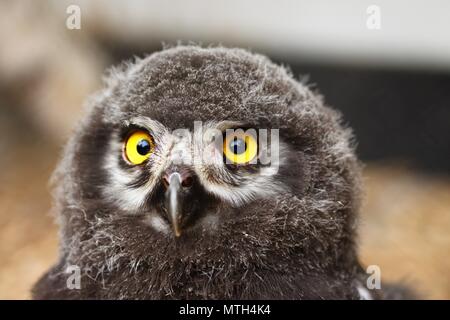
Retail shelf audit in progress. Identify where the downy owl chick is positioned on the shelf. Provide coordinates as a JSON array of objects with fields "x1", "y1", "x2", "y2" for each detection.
[{"x1": 33, "y1": 46, "x2": 402, "y2": 299}]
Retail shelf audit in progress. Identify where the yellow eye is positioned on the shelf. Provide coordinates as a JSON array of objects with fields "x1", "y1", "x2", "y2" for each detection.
[
  {"x1": 223, "y1": 131, "x2": 258, "y2": 165},
  {"x1": 124, "y1": 131, "x2": 154, "y2": 165}
]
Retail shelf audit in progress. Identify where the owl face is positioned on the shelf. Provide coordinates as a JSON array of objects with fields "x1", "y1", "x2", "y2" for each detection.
[
  {"x1": 101, "y1": 115, "x2": 292, "y2": 237},
  {"x1": 60, "y1": 47, "x2": 359, "y2": 266}
]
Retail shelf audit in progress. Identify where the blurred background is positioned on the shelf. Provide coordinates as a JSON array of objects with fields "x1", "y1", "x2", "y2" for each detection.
[{"x1": 0, "y1": 0, "x2": 449, "y2": 299}]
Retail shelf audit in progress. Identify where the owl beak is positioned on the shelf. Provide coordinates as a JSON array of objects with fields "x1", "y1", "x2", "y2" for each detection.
[
  {"x1": 165, "y1": 173, "x2": 183, "y2": 237},
  {"x1": 163, "y1": 170, "x2": 194, "y2": 237}
]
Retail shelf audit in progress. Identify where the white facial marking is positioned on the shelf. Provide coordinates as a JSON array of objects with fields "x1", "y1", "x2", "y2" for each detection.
[
  {"x1": 194, "y1": 140, "x2": 290, "y2": 207},
  {"x1": 103, "y1": 138, "x2": 148, "y2": 212}
]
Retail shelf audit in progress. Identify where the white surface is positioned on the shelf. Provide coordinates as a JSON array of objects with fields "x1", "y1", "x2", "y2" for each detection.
[{"x1": 53, "y1": 0, "x2": 450, "y2": 70}]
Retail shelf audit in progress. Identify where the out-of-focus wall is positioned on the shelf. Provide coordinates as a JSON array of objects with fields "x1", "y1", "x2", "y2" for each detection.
[{"x1": 51, "y1": 0, "x2": 450, "y2": 70}]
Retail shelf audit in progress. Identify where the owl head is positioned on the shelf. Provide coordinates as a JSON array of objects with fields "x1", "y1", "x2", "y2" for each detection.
[{"x1": 54, "y1": 46, "x2": 361, "y2": 280}]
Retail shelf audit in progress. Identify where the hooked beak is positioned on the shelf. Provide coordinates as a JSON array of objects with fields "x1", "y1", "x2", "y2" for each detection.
[
  {"x1": 163, "y1": 170, "x2": 195, "y2": 237},
  {"x1": 165, "y1": 172, "x2": 183, "y2": 237}
]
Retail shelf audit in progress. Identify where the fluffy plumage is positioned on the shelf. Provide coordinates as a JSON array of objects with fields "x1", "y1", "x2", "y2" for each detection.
[{"x1": 33, "y1": 46, "x2": 399, "y2": 299}]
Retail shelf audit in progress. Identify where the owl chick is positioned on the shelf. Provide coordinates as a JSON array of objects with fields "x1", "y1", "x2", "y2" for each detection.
[{"x1": 33, "y1": 46, "x2": 403, "y2": 299}]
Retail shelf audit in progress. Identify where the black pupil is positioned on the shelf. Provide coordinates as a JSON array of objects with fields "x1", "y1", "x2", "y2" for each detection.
[
  {"x1": 136, "y1": 139, "x2": 151, "y2": 155},
  {"x1": 230, "y1": 138, "x2": 246, "y2": 154}
]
